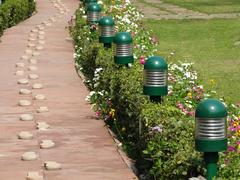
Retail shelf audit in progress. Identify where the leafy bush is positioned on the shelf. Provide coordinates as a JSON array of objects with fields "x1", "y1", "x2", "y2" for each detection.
[
  {"x1": 0, "y1": 0, "x2": 35, "y2": 36},
  {"x1": 71, "y1": 1, "x2": 240, "y2": 179}
]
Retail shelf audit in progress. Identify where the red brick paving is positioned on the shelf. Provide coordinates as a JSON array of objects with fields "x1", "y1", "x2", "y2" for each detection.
[{"x1": 0, "y1": 0, "x2": 137, "y2": 179}]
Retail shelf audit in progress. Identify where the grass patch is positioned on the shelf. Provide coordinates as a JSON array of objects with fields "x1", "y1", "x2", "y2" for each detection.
[
  {"x1": 137, "y1": 0, "x2": 175, "y2": 14},
  {"x1": 162, "y1": 0, "x2": 240, "y2": 14},
  {"x1": 145, "y1": 18, "x2": 240, "y2": 103}
]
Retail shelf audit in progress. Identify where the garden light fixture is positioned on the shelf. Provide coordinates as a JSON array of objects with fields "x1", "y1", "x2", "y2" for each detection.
[
  {"x1": 195, "y1": 98, "x2": 227, "y2": 180},
  {"x1": 113, "y1": 32, "x2": 133, "y2": 65},
  {"x1": 87, "y1": 3, "x2": 101, "y2": 25},
  {"x1": 99, "y1": 16, "x2": 115, "y2": 48},
  {"x1": 84, "y1": 0, "x2": 97, "y2": 7},
  {"x1": 143, "y1": 56, "x2": 168, "y2": 103}
]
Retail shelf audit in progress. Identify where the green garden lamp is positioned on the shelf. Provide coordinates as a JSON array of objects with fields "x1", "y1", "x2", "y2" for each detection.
[
  {"x1": 195, "y1": 99, "x2": 227, "y2": 180},
  {"x1": 87, "y1": 3, "x2": 101, "y2": 25},
  {"x1": 84, "y1": 0, "x2": 97, "y2": 7},
  {"x1": 143, "y1": 56, "x2": 168, "y2": 103},
  {"x1": 99, "y1": 16, "x2": 115, "y2": 48},
  {"x1": 113, "y1": 32, "x2": 133, "y2": 65}
]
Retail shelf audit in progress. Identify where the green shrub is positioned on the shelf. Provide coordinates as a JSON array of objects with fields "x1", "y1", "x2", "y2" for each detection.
[
  {"x1": 0, "y1": 0, "x2": 35, "y2": 36},
  {"x1": 71, "y1": 1, "x2": 240, "y2": 179}
]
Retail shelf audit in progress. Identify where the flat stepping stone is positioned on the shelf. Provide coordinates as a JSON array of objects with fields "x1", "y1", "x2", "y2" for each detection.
[
  {"x1": 26, "y1": 172, "x2": 43, "y2": 180},
  {"x1": 38, "y1": 35, "x2": 45, "y2": 40},
  {"x1": 38, "y1": 40, "x2": 45, "y2": 45},
  {"x1": 21, "y1": 55, "x2": 30, "y2": 60},
  {"x1": 22, "y1": 152, "x2": 38, "y2": 161},
  {"x1": 49, "y1": 17, "x2": 56, "y2": 22},
  {"x1": 15, "y1": 62, "x2": 25, "y2": 67},
  {"x1": 28, "y1": 74, "x2": 39, "y2": 80},
  {"x1": 29, "y1": 59, "x2": 38, "y2": 64},
  {"x1": 31, "y1": 29, "x2": 38, "y2": 33},
  {"x1": 28, "y1": 66, "x2": 38, "y2": 71},
  {"x1": 37, "y1": 107, "x2": 49, "y2": 113},
  {"x1": 19, "y1": 89, "x2": 32, "y2": 95},
  {"x1": 25, "y1": 49, "x2": 33, "y2": 55},
  {"x1": 42, "y1": 21, "x2": 48, "y2": 25},
  {"x1": 34, "y1": 94, "x2": 46, "y2": 100},
  {"x1": 18, "y1": 100, "x2": 31, "y2": 106},
  {"x1": 28, "y1": 38, "x2": 37, "y2": 42},
  {"x1": 29, "y1": 33, "x2": 36, "y2": 38},
  {"x1": 38, "y1": 26, "x2": 45, "y2": 31},
  {"x1": 36, "y1": 46, "x2": 43, "y2": 50},
  {"x1": 37, "y1": 25, "x2": 45, "y2": 30},
  {"x1": 20, "y1": 114, "x2": 34, "y2": 121},
  {"x1": 44, "y1": 161, "x2": 62, "y2": 170},
  {"x1": 32, "y1": 51, "x2": 40, "y2": 57},
  {"x1": 28, "y1": 43, "x2": 36, "y2": 48},
  {"x1": 38, "y1": 31, "x2": 45, "y2": 35},
  {"x1": 18, "y1": 131, "x2": 33, "y2": 140},
  {"x1": 15, "y1": 71, "x2": 24, "y2": 76},
  {"x1": 46, "y1": 23, "x2": 52, "y2": 26},
  {"x1": 37, "y1": 122, "x2": 50, "y2": 130},
  {"x1": 17, "y1": 79, "x2": 29, "y2": 84},
  {"x1": 40, "y1": 140, "x2": 55, "y2": 149},
  {"x1": 32, "y1": 83, "x2": 43, "y2": 89}
]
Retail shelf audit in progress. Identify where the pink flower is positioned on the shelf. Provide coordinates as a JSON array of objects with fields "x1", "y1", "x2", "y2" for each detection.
[
  {"x1": 229, "y1": 127, "x2": 236, "y2": 132},
  {"x1": 182, "y1": 108, "x2": 188, "y2": 114},
  {"x1": 95, "y1": 111, "x2": 101, "y2": 119},
  {"x1": 140, "y1": 55, "x2": 145, "y2": 65},
  {"x1": 188, "y1": 111, "x2": 195, "y2": 116},
  {"x1": 131, "y1": 31, "x2": 135, "y2": 37},
  {"x1": 177, "y1": 102, "x2": 184, "y2": 109},
  {"x1": 228, "y1": 146, "x2": 235, "y2": 152}
]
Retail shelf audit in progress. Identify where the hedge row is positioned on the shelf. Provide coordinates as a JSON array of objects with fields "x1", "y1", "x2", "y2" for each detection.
[
  {"x1": 71, "y1": 0, "x2": 240, "y2": 179},
  {"x1": 0, "y1": 0, "x2": 35, "y2": 36}
]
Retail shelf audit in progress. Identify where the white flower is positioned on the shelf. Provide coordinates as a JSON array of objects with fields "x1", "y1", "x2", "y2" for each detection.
[
  {"x1": 89, "y1": 91, "x2": 96, "y2": 96},
  {"x1": 220, "y1": 164, "x2": 226, "y2": 168},
  {"x1": 73, "y1": 53, "x2": 77, "y2": 59},
  {"x1": 94, "y1": 82, "x2": 100, "y2": 88},
  {"x1": 85, "y1": 95, "x2": 90, "y2": 102}
]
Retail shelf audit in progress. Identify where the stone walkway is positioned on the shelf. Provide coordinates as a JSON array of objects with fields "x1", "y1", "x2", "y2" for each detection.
[
  {"x1": 0, "y1": 0, "x2": 136, "y2": 179},
  {"x1": 132, "y1": 0, "x2": 240, "y2": 20}
]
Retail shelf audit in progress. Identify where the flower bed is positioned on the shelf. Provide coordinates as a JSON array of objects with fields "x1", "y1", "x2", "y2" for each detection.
[
  {"x1": 70, "y1": 0, "x2": 240, "y2": 179},
  {"x1": 0, "y1": 0, "x2": 35, "y2": 36}
]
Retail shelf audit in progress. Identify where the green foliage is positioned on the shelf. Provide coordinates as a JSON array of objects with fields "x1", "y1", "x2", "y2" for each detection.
[
  {"x1": 0, "y1": 0, "x2": 35, "y2": 36},
  {"x1": 71, "y1": 1, "x2": 240, "y2": 179},
  {"x1": 71, "y1": 5, "x2": 204, "y2": 179}
]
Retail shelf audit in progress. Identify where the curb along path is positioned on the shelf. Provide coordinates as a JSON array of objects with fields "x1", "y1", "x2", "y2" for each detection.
[{"x1": 0, "y1": 0, "x2": 136, "y2": 179}]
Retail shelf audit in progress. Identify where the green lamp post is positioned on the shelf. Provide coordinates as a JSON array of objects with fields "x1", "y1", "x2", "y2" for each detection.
[
  {"x1": 143, "y1": 56, "x2": 168, "y2": 103},
  {"x1": 195, "y1": 98, "x2": 227, "y2": 180},
  {"x1": 99, "y1": 16, "x2": 115, "y2": 48},
  {"x1": 84, "y1": 0, "x2": 97, "y2": 7},
  {"x1": 87, "y1": 3, "x2": 101, "y2": 25},
  {"x1": 113, "y1": 32, "x2": 134, "y2": 65}
]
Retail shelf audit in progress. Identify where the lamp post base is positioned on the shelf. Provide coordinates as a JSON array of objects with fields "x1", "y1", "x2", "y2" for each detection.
[
  {"x1": 204, "y1": 152, "x2": 219, "y2": 180},
  {"x1": 150, "y1": 96, "x2": 162, "y2": 103},
  {"x1": 104, "y1": 43, "x2": 111, "y2": 48}
]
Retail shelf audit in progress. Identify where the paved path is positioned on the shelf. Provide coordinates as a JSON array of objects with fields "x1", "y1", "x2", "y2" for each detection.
[
  {"x1": 132, "y1": 0, "x2": 240, "y2": 20},
  {"x1": 0, "y1": 0, "x2": 136, "y2": 179}
]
